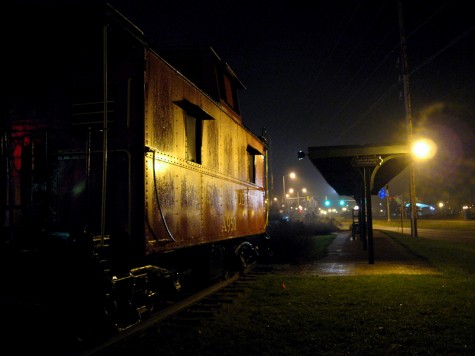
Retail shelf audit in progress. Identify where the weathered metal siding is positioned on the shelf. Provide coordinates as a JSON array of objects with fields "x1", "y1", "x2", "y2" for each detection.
[
  {"x1": 144, "y1": 51, "x2": 266, "y2": 254},
  {"x1": 203, "y1": 118, "x2": 219, "y2": 170}
]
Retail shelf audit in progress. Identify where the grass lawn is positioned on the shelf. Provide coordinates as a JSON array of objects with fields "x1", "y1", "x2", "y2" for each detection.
[{"x1": 111, "y1": 220, "x2": 475, "y2": 355}]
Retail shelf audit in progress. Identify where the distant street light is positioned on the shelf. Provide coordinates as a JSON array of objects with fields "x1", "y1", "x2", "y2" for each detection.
[
  {"x1": 298, "y1": 188, "x2": 307, "y2": 208},
  {"x1": 282, "y1": 172, "x2": 296, "y2": 205},
  {"x1": 408, "y1": 138, "x2": 437, "y2": 233}
]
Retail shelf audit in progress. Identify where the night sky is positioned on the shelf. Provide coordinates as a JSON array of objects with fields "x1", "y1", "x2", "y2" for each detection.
[{"x1": 12, "y1": 0, "x2": 475, "y2": 207}]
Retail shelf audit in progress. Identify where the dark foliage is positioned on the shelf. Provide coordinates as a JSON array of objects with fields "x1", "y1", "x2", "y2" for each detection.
[{"x1": 266, "y1": 218, "x2": 340, "y2": 264}]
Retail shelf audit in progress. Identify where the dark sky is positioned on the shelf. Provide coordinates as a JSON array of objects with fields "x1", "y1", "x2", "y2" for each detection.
[
  {"x1": 14, "y1": 0, "x2": 475, "y2": 205},
  {"x1": 106, "y1": 0, "x2": 474, "y2": 205}
]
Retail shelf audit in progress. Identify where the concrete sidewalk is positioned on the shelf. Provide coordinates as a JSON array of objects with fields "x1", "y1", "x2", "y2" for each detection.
[{"x1": 280, "y1": 230, "x2": 440, "y2": 276}]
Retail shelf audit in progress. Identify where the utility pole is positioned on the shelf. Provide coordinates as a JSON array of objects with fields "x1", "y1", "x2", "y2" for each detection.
[
  {"x1": 282, "y1": 175, "x2": 286, "y2": 206},
  {"x1": 398, "y1": 0, "x2": 418, "y2": 237},
  {"x1": 386, "y1": 184, "x2": 391, "y2": 222}
]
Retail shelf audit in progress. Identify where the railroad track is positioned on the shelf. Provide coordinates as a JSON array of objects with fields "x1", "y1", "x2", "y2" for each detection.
[{"x1": 75, "y1": 264, "x2": 272, "y2": 355}]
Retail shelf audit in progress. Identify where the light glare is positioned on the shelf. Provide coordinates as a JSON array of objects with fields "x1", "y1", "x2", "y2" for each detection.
[{"x1": 412, "y1": 138, "x2": 437, "y2": 159}]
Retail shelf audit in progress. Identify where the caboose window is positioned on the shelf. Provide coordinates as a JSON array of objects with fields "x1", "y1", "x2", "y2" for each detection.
[
  {"x1": 223, "y1": 74, "x2": 235, "y2": 108},
  {"x1": 174, "y1": 99, "x2": 213, "y2": 164},
  {"x1": 247, "y1": 145, "x2": 261, "y2": 184},
  {"x1": 247, "y1": 151, "x2": 256, "y2": 183},
  {"x1": 185, "y1": 112, "x2": 202, "y2": 164}
]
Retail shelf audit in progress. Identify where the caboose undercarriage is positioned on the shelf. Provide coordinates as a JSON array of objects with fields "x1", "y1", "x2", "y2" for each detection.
[{"x1": 1, "y1": 227, "x2": 270, "y2": 343}]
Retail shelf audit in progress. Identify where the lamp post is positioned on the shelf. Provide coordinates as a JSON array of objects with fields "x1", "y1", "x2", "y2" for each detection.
[
  {"x1": 398, "y1": 0, "x2": 417, "y2": 237},
  {"x1": 386, "y1": 184, "x2": 391, "y2": 222},
  {"x1": 282, "y1": 172, "x2": 296, "y2": 205},
  {"x1": 297, "y1": 188, "x2": 307, "y2": 210},
  {"x1": 285, "y1": 193, "x2": 290, "y2": 215}
]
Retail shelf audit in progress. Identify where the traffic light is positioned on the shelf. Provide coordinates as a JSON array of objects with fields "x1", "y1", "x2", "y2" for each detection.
[{"x1": 324, "y1": 199, "x2": 330, "y2": 207}]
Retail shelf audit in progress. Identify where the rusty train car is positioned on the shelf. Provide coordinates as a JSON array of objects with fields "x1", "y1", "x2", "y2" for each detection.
[{"x1": 1, "y1": 3, "x2": 269, "y2": 341}]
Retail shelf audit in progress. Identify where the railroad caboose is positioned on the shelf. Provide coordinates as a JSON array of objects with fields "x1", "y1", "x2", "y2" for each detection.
[{"x1": 1, "y1": 3, "x2": 269, "y2": 339}]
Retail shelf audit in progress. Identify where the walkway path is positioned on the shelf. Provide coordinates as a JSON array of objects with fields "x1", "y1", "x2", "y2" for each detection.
[{"x1": 278, "y1": 230, "x2": 440, "y2": 276}]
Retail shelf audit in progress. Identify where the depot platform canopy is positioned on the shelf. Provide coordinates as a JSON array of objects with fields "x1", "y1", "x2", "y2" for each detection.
[{"x1": 305, "y1": 144, "x2": 411, "y2": 197}]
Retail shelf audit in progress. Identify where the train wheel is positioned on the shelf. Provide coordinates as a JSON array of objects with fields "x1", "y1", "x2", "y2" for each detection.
[
  {"x1": 236, "y1": 242, "x2": 257, "y2": 271},
  {"x1": 256, "y1": 233, "x2": 274, "y2": 263}
]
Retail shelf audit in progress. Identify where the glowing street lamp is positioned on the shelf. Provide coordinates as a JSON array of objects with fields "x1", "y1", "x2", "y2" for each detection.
[
  {"x1": 299, "y1": 188, "x2": 307, "y2": 207},
  {"x1": 412, "y1": 138, "x2": 437, "y2": 160},
  {"x1": 407, "y1": 138, "x2": 437, "y2": 237},
  {"x1": 282, "y1": 172, "x2": 296, "y2": 204}
]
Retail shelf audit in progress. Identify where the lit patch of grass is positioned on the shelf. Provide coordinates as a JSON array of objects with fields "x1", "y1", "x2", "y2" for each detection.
[
  {"x1": 372, "y1": 218, "x2": 475, "y2": 231},
  {"x1": 384, "y1": 230, "x2": 475, "y2": 276},
  {"x1": 106, "y1": 223, "x2": 475, "y2": 355},
  {"x1": 146, "y1": 274, "x2": 474, "y2": 355}
]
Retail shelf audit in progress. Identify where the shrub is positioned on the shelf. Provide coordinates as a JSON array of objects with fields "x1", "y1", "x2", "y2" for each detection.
[{"x1": 266, "y1": 219, "x2": 339, "y2": 264}]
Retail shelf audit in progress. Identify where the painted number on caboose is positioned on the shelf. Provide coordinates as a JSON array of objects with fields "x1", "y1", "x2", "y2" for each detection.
[{"x1": 222, "y1": 215, "x2": 237, "y2": 233}]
